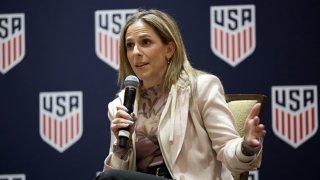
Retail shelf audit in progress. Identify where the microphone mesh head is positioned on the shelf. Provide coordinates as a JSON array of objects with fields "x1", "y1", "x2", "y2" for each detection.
[{"x1": 124, "y1": 75, "x2": 139, "y2": 88}]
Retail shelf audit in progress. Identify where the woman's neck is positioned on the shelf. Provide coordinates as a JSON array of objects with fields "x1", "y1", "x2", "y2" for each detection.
[{"x1": 141, "y1": 80, "x2": 163, "y2": 89}]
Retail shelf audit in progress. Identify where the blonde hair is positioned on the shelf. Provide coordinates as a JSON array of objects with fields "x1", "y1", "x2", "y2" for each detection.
[{"x1": 118, "y1": 9, "x2": 198, "y2": 93}]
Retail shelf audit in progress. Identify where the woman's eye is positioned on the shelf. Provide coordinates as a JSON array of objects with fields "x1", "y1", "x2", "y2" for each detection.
[
  {"x1": 126, "y1": 42, "x2": 134, "y2": 49},
  {"x1": 142, "y1": 39, "x2": 151, "y2": 45}
]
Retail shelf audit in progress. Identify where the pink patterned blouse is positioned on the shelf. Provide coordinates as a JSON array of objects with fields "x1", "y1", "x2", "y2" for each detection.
[{"x1": 135, "y1": 85, "x2": 167, "y2": 171}]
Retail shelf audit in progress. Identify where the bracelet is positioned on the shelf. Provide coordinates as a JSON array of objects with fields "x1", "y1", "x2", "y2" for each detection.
[{"x1": 241, "y1": 141, "x2": 259, "y2": 156}]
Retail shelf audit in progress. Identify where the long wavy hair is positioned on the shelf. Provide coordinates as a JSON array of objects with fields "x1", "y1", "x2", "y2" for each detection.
[{"x1": 118, "y1": 9, "x2": 198, "y2": 94}]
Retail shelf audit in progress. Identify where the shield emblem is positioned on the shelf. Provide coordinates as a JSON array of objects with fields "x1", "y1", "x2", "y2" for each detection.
[
  {"x1": 210, "y1": 5, "x2": 256, "y2": 67},
  {"x1": 272, "y1": 85, "x2": 318, "y2": 148},
  {"x1": 95, "y1": 9, "x2": 137, "y2": 70},
  {"x1": 39, "y1": 91, "x2": 83, "y2": 153},
  {"x1": 0, "y1": 13, "x2": 26, "y2": 74}
]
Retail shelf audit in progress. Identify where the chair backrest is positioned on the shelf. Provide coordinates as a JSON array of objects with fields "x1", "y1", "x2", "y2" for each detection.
[{"x1": 225, "y1": 94, "x2": 267, "y2": 180}]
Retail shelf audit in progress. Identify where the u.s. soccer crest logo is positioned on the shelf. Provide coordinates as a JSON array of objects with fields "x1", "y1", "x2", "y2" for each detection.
[
  {"x1": 272, "y1": 85, "x2": 318, "y2": 148},
  {"x1": 39, "y1": 91, "x2": 83, "y2": 153},
  {"x1": 95, "y1": 9, "x2": 137, "y2": 70},
  {"x1": 210, "y1": 5, "x2": 256, "y2": 67},
  {"x1": 0, "y1": 13, "x2": 26, "y2": 74}
]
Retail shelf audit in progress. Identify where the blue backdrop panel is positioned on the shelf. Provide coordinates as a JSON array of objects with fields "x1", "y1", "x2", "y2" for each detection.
[{"x1": 1, "y1": 0, "x2": 319, "y2": 179}]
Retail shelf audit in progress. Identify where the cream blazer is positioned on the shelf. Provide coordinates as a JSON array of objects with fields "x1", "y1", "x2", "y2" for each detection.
[{"x1": 103, "y1": 73, "x2": 262, "y2": 180}]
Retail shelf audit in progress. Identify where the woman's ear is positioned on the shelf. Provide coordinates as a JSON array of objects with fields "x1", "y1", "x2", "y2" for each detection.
[{"x1": 166, "y1": 42, "x2": 176, "y2": 59}]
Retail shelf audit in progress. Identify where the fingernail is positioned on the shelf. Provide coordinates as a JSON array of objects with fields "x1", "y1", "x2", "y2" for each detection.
[
  {"x1": 124, "y1": 108, "x2": 129, "y2": 112},
  {"x1": 129, "y1": 117, "x2": 134, "y2": 122}
]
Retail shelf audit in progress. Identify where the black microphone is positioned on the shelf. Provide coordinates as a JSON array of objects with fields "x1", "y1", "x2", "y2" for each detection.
[{"x1": 118, "y1": 75, "x2": 139, "y2": 148}]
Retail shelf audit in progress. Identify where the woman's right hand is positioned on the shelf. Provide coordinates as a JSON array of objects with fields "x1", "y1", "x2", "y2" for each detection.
[
  {"x1": 243, "y1": 103, "x2": 266, "y2": 149},
  {"x1": 111, "y1": 105, "x2": 136, "y2": 140}
]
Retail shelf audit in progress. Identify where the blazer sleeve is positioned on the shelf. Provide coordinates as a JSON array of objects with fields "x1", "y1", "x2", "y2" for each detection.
[
  {"x1": 103, "y1": 95, "x2": 133, "y2": 171},
  {"x1": 196, "y1": 74, "x2": 261, "y2": 173}
]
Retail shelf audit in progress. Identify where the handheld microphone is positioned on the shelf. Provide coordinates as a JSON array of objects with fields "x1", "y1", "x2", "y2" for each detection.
[{"x1": 118, "y1": 75, "x2": 139, "y2": 148}]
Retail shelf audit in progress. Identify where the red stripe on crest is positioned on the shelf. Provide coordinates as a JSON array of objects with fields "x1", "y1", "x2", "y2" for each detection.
[
  {"x1": 220, "y1": 30, "x2": 223, "y2": 54},
  {"x1": 111, "y1": 36, "x2": 114, "y2": 62},
  {"x1": 99, "y1": 32, "x2": 102, "y2": 54},
  {"x1": 49, "y1": 117, "x2": 52, "y2": 140},
  {"x1": 65, "y1": 118, "x2": 68, "y2": 144},
  {"x1": 116, "y1": 39, "x2": 119, "y2": 65},
  {"x1": 8, "y1": 40, "x2": 11, "y2": 65},
  {"x1": 60, "y1": 121, "x2": 63, "y2": 148},
  {"x1": 2, "y1": 43, "x2": 5, "y2": 70},
  {"x1": 276, "y1": 108, "x2": 279, "y2": 131},
  {"x1": 214, "y1": 28, "x2": 217, "y2": 50},
  {"x1": 104, "y1": 34, "x2": 108, "y2": 58},
  {"x1": 312, "y1": 107, "x2": 315, "y2": 131},
  {"x1": 300, "y1": 113, "x2": 303, "y2": 140},
  {"x1": 77, "y1": 113, "x2": 80, "y2": 134},
  {"x1": 243, "y1": 29, "x2": 247, "y2": 54},
  {"x1": 249, "y1": 27, "x2": 253, "y2": 49},
  {"x1": 19, "y1": 34, "x2": 22, "y2": 57},
  {"x1": 305, "y1": 110, "x2": 309, "y2": 135},
  {"x1": 282, "y1": 111, "x2": 285, "y2": 135},
  {"x1": 71, "y1": 115, "x2": 74, "y2": 139},
  {"x1": 237, "y1": 32, "x2": 241, "y2": 59},
  {"x1": 54, "y1": 119, "x2": 57, "y2": 144},
  {"x1": 294, "y1": 116, "x2": 297, "y2": 144},
  {"x1": 226, "y1": 33, "x2": 229, "y2": 59},
  {"x1": 13, "y1": 37, "x2": 17, "y2": 61},
  {"x1": 43, "y1": 114, "x2": 46, "y2": 137},
  {"x1": 232, "y1": 35, "x2": 235, "y2": 62},
  {"x1": 287, "y1": 113, "x2": 291, "y2": 140}
]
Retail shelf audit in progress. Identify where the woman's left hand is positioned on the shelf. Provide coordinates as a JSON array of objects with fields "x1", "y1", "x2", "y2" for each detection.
[{"x1": 243, "y1": 103, "x2": 267, "y2": 148}]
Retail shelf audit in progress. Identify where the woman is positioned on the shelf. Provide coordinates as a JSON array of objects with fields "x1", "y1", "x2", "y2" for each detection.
[{"x1": 96, "y1": 9, "x2": 266, "y2": 180}]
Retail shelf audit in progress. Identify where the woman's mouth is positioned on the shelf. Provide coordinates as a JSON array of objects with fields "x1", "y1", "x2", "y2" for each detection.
[{"x1": 135, "y1": 63, "x2": 149, "y2": 68}]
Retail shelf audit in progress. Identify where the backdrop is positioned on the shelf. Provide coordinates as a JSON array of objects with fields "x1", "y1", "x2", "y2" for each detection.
[{"x1": 1, "y1": 0, "x2": 319, "y2": 180}]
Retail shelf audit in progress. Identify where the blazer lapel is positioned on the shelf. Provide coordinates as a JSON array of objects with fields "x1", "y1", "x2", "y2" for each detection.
[{"x1": 167, "y1": 84, "x2": 191, "y2": 165}]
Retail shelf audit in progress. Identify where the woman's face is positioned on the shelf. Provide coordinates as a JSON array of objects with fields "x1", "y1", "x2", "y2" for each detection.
[{"x1": 125, "y1": 20, "x2": 174, "y2": 88}]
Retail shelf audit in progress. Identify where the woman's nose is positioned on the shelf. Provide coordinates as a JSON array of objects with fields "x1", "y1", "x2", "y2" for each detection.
[{"x1": 133, "y1": 45, "x2": 141, "y2": 55}]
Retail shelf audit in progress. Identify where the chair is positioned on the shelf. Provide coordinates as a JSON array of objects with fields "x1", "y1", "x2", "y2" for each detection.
[{"x1": 225, "y1": 94, "x2": 267, "y2": 180}]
